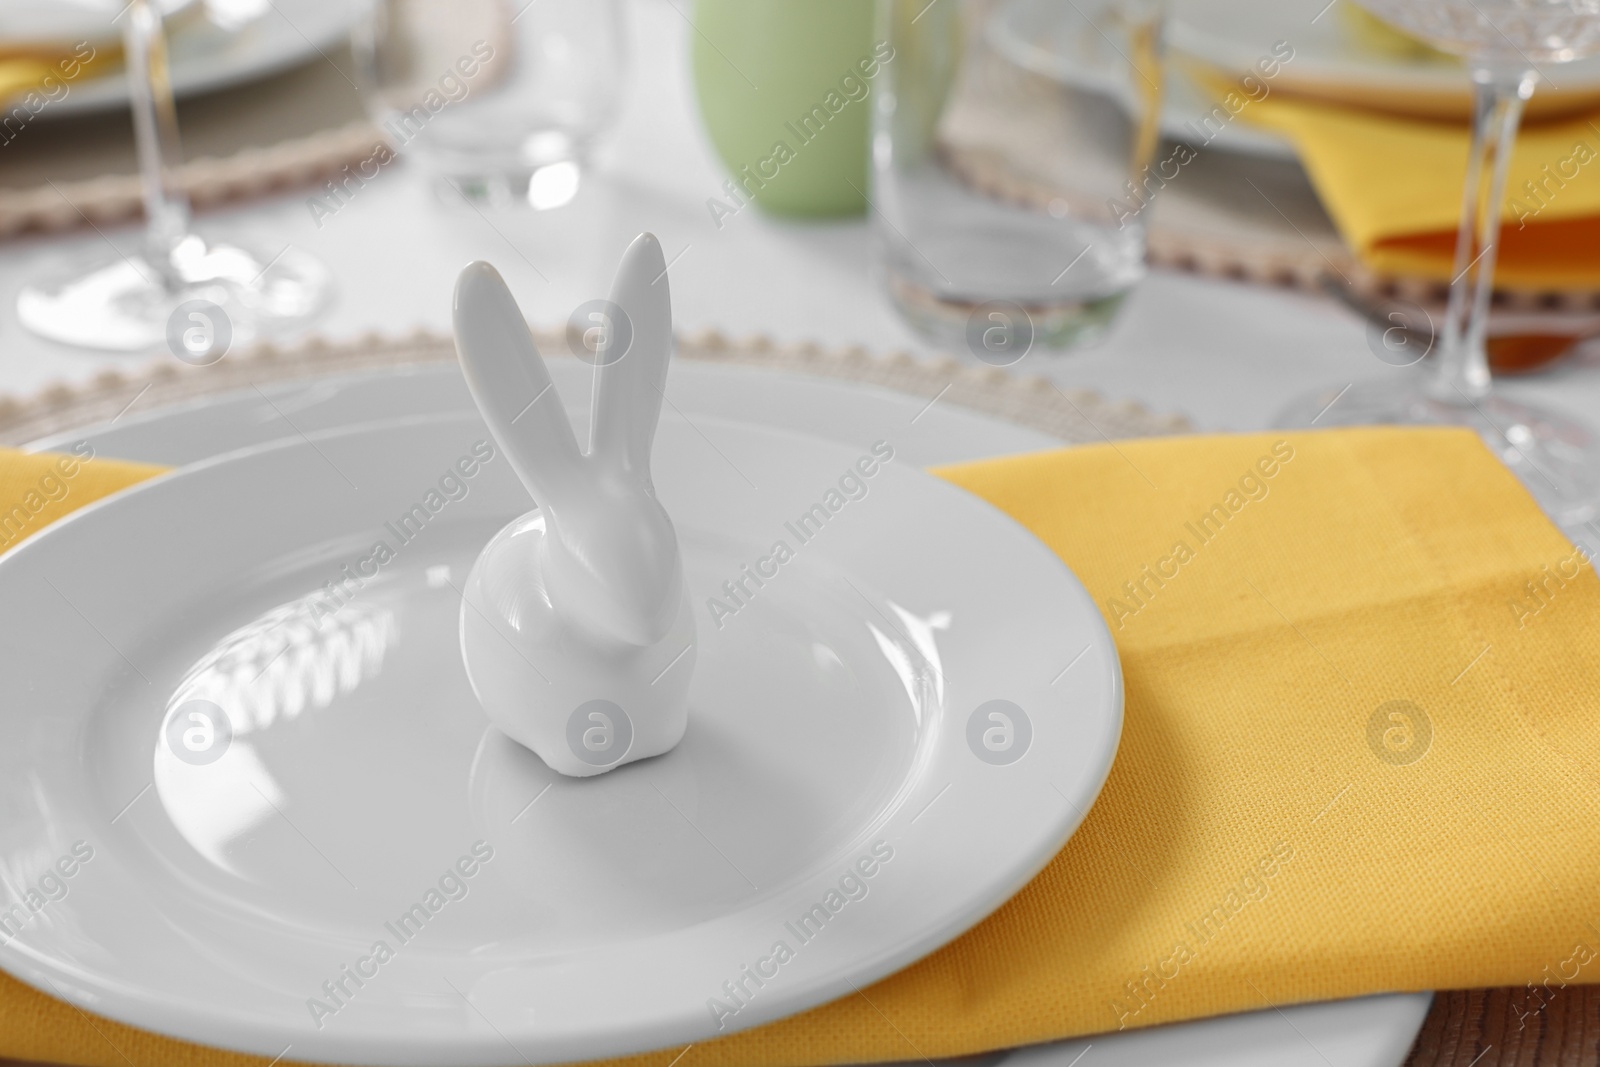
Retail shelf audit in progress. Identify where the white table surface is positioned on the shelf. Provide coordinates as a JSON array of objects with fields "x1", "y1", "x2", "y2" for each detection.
[{"x1": 0, "y1": 0, "x2": 1594, "y2": 441}]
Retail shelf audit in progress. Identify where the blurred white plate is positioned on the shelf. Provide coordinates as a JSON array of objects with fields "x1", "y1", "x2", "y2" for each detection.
[
  {"x1": 15, "y1": 0, "x2": 359, "y2": 118},
  {"x1": 0, "y1": 410, "x2": 1123, "y2": 1064},
  {"x1": 990, "y1": 0, "x2": 1600, "y2": 152},
  {"x1": 1168, "y1": 0, "x2": 1600, "y2": 120},
  {"x1": 25, "y1": 358, "x2": 1435, "y2": 1067},
  {"x1": 0, "y1": 0, "x2": 196, "y2": 49}
]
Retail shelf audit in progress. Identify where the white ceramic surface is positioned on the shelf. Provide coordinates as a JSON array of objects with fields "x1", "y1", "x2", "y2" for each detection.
[
  {"x1": 0, "y1": 410, "x2": 1122, "y2": 1064},
  {"x1": 453, "y1": 239, "x2": 695, "y2": 775},
  {"x1": 23, "y1": 362, "x2": 1433, "y2": 1067},
  {"x1": 34, "y1": 0, "x2": 358, "y2": 118}
]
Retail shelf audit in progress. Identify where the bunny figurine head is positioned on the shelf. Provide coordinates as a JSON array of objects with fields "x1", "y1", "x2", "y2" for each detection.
[{"x1": 454, "y1": 233, "x2": 696, "y2": 777}]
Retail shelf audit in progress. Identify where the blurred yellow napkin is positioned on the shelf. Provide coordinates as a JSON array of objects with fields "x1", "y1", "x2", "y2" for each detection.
[
  {"x1": 0, "y1": 446, "x2": 163, "y2": 556},
  {"x1": 0, "y1": 42, "x2": 107, "y2": 110},
  {"x1": 3, "y1": 426, "x2": 1599, "y2": 1067},
  {"x1": 1204, "y1": 71, "x2": 1600, "y2": 288},
  {"x1": 0, "y1": 57, "x2": 53, "y2": 101}
]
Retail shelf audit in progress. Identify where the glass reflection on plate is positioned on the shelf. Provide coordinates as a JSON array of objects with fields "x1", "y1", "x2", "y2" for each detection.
[{"x1": 153, "y1": 592, "x2": 396, "y2": 874}]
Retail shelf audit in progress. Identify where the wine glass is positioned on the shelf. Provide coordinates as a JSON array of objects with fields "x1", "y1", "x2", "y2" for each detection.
[
  {"x1": 16, "y1": 0, "x2": 331, "y2": 361},
  {"x1": 1276, "y1": 0, "x2": 1600, "y2": 529},
  {"x1": 351, "y1": 0, "x2": 627, "y2": 209}
]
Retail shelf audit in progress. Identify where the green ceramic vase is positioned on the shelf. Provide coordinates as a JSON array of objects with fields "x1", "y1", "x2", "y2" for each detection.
[{"x1": 691, "y1": 0, "x2": 886, "y2": 219}]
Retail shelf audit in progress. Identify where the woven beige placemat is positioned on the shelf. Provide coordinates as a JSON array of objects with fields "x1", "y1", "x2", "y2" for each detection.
[
  {"x1": 0, "y1": 328, "x2": 1192, "y2": 449},
  {"x1": 0, "y1": 44, "x2": 383, "y2": 237}
]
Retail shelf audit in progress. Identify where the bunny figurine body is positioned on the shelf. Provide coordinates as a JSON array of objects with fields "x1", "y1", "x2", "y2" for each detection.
[{"x1": 454, "y1": 233, "x2": 696, "y2": 777}]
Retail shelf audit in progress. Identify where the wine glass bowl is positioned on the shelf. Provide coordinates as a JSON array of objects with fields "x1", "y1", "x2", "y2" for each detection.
[{"x1": 1354, "y1": 0, "x2": 1600, "y2": 63}]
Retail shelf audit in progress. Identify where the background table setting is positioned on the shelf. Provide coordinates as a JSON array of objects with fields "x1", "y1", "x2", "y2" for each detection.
[{"x1": 0, "y1": 1, "x2": 1597, "y2": 1066}]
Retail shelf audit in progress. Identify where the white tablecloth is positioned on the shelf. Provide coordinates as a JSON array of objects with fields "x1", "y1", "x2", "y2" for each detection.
[{"x1": 0, "y1": 0, "x2": 1594, "y2": 439}]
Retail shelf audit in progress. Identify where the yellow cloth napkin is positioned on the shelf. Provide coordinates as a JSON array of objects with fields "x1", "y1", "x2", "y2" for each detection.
[
  {"x1": 0, "y1": 445, "x2": 164, "y2": 555},
  {"x1": 2, "y1": 426, "x2": 1598, "y2": 1067},
  {"x1": 1205, "y1": 70, "x2": 1600, "y2": 288},
  {"x1": 0, "y1": 57, "x2": 54, "y2": 101},
  {"x1": 0, "y1": 42, "x2": 108, "y2": 111}
]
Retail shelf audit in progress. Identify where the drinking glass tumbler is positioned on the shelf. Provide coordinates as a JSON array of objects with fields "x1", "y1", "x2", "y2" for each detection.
[
  {"x1": 352, "y1": 0, "x2": 626, "y2": 208},
  {"x1": 871, "y1": 0, "x2": 1165, "y2": 359}
]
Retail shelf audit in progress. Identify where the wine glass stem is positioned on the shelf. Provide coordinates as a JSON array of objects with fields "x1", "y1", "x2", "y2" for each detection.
[
  {"x1": 1429, "y1": 66, "x2": 1536, "y2": 403},
  {"x1": 122, "y1": 0, "x2": 192, "y2": 272}
]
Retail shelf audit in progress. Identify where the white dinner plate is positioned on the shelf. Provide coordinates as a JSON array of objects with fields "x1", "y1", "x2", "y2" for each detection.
[
  {"x1": 0, "y1": 410, "x2": 1123, "y2": 1064},
  {"x1": 20, "y1": 357, "x2": 1433, "y2": 1067},
  {"x1": 0, "y1": 0, "x2": 196, "y2": 49},
  {"x1": 21, "y1": 0, "x2": 359, "y2": 119},
  {"x1": 1166, "y1": 0, "x2": 1600, "y2": 120},
  {"x1": 989, "y1": 0, "x2": 1600, "y2": 156}
]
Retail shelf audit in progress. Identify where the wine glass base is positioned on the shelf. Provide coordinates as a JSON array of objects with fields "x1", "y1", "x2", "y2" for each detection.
[
  {"x1": 1277, "y1": 379, "x2": 1600, "y2": 531},
  {"x1": 436, "y1": 159, "x2": 585, "y2": 211},
  {"x1": 17, "y1": 234, "x2": 332, "y2": 357}
]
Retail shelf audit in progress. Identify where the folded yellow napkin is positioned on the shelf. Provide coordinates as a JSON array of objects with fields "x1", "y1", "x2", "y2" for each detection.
[
  {"x1": 1211, "y1": 73, "x2": 1600, "y2": 288},
  {"x1": 2, "y1": 426, "x2": 1598, "y2": 1067}
]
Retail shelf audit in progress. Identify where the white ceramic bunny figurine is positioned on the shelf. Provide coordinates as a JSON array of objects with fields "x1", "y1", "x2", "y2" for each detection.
[{"x1": 454, "y1": 233, "x2": 696, "y2": 777}]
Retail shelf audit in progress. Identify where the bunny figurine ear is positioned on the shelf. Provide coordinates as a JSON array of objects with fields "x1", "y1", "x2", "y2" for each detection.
[
  {"x1": 454, "y1": 261, "x2": 583, "y2": 508},
  {"x1": 590, "y1": 233, "x2": 672, "y2": 478}
]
